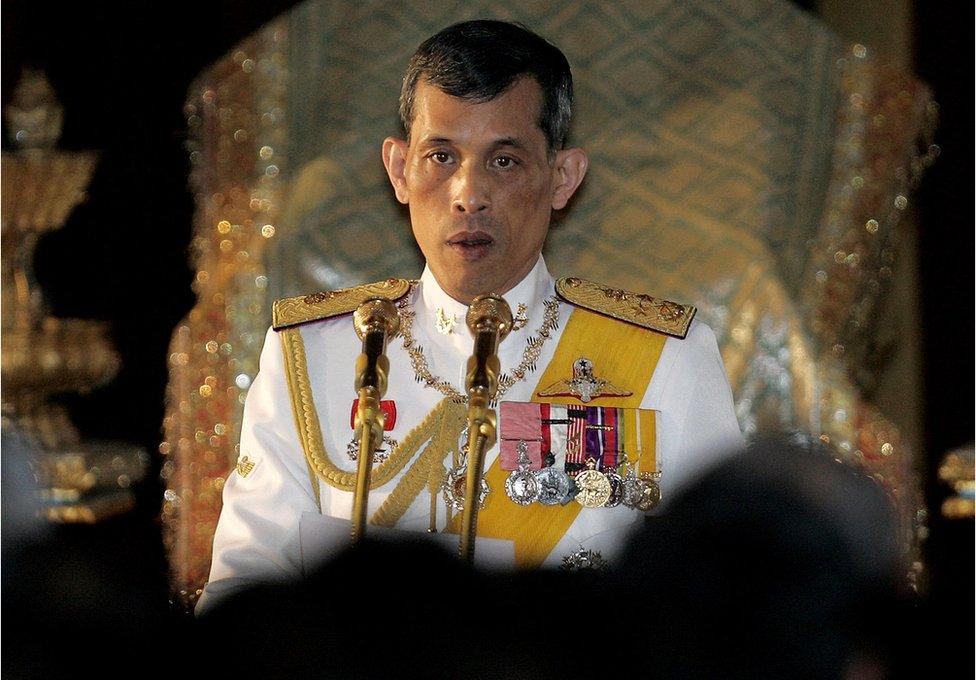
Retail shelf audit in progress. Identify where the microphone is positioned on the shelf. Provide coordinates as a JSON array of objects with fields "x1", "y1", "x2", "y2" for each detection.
[
  {"x1": 350, "y1": 297, "x2": 400, "y2": 543},
  {"x1": 464, "y1": 294, "x2": 514, "y2": 399},
  {"x1": 353, "y1": 298, "x2": 400, "y2": 409},
  {"x1": 459, "y1": 294, "x2": 513, "y2": 562}
]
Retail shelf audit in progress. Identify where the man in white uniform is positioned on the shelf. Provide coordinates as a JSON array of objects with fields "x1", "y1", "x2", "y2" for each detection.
[{"x1": 199, "y1": 20, "x2": 742, "y2": 613}]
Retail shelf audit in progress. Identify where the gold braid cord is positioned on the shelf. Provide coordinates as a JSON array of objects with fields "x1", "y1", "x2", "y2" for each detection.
[
  {"x1": 370, "y1": 399, "x2": 466, "y2": 528},
  {"x1": 279, "y1": 326, "x2": 462, "y2": 494}
]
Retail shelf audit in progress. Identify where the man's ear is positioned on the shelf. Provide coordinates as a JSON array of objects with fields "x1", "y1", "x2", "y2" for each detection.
[
  {"x1": 550, "y1": 147, "x2": 588, "y2": 210},
  {"x1": 382, "y1": 137, "x2": 410, "y2": 204}
]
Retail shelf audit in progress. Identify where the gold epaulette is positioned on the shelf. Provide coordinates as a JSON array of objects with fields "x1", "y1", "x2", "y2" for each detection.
[
  {"x1": 555, "y1": 276, "x2": 696, "y2": 339},
  {"x1": 272, "y1": 278, "x2": 411, "y2": 330}
]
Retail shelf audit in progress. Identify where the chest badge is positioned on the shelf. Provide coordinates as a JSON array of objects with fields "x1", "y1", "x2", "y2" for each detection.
[
  {"x1": 236, "y1": 455, "x2": 257, "y2": 478},
  {"x1": 434, "y1": 307, "x2": 457, "y2": 335},
  {"x1": 346, "y1": 399, "x2": 398, "y2": 463},
  {"x1": 536, "y1": 357, "x2": 633, "y2": 403}
]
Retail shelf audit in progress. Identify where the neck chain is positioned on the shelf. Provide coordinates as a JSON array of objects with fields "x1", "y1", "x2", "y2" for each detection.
[{"x1": 396, "y1": 285, "x2": 561, "y2": 404}]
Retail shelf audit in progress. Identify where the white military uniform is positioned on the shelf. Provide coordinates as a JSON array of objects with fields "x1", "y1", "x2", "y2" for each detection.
[{"x1": 199, "y1": 257, "x2": 743, "y2": 612}]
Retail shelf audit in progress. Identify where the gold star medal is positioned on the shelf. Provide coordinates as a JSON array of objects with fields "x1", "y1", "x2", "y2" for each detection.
[
  {"x1": 574, "y1": 458, "x2": 612, "y2": 508},
  {"x1": 442, "y1": 428, "x2": 489, "y2": 512}
]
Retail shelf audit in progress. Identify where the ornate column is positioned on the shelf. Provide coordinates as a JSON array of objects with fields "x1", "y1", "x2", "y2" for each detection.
[{"x1": 1, "y1": 69, "x2": 147, "y2": 523}]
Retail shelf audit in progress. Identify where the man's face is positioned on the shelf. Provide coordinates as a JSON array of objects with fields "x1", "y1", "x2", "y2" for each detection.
[{"x1": 383, "y1": 77, "x2": 586, "y2": 303}]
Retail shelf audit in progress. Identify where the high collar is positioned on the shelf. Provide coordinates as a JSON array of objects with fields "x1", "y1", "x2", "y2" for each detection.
[{"x1": 413, "y1": 256, "x2": 556, "y2": 365}]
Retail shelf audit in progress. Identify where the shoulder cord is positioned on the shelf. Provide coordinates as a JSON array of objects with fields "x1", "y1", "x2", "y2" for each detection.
[{"x1": 279, "y1": 326, "x2": 464, "y2": 521}]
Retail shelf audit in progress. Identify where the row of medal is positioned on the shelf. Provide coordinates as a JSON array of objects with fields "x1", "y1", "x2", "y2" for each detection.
[
  {"x1": 441, "y1": 437, "x2": 661, "y2": 512},
  {"x1": 505, "y1": 440, "x2": 661, "y2": 510},
  {"x1": 344, "y1": 420, "x2": 662, "y2": 513}
]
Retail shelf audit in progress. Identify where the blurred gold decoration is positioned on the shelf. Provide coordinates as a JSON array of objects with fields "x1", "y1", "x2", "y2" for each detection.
[
  {"x1": 5, "y1": 68, "x2": 64, "y2": 151},
  {"x1": 938, "y1": 446, "x2": 974, "y2": 520},
  {"x1": 160, "y1": 30, "x2": 287, "y2": 608},
  {"x1": 162, "y1": 1, "x2": 936, "y2": 609},
  {"x1": 1, "y1": 69, "x2": 148, "y2": 523}
]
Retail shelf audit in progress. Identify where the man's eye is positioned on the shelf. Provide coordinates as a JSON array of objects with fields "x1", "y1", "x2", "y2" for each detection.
[
  {"x1": 492, "y1": 156, "x2": 516, "y2": 168},
  {"x1": 430, "y1": 151, "x2": 451, "y2": 164}
]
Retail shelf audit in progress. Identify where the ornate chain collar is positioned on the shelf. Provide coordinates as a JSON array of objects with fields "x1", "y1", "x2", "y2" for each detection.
[{"x1": 396, "y1": 284, "x2": 561, "y2": 404}]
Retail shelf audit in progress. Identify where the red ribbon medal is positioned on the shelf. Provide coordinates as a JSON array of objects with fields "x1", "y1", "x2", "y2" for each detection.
[{"x1": 349, "y1": 399, "x2": 397, "y2": 431}]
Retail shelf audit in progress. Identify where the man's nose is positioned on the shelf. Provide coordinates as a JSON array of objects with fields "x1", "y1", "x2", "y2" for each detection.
[{"x1": 451, "y1": 162, "x2": 490, "y2": 214}]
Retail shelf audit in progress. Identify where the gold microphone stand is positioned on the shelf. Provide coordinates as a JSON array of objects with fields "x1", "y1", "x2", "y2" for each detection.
[
  {"x1": 459, "y1": 295, "x2": 513, "y2": 563},
  {"x1": 350, "y1": 298, "x2": 400, "y2": 544}
]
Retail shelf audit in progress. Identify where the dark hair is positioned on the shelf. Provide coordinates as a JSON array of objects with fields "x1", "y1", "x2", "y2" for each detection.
[{"x1": 399, "y1": 20, "x2": 574, "y2": 156}]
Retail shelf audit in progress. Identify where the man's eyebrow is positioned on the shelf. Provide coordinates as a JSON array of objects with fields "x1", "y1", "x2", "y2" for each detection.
[
  {"x1": 418, "y1": 136, "x2": 453, "y2": 146},
  {"x1": 493, "y1": 137, "x2": 527, "y2": 150},
  {"x1": 416, "y1": 135, "x2": 529, "y2": 149}
]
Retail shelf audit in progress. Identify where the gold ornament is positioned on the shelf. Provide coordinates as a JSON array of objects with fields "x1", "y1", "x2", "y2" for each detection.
[
  {"x1": 396, "y1": 285, "x2": 560, "y2": 404},
  {"x1": 236, "y1": 455, "x2": 256, "y2": 478},
  {"x1": 574, "y1": 458, "x2": 612, "y2": 508},
  {"x1": 555, "y1": 277, "x2": 695, "y2": 338},
  {"x1": 434, "y1": 307, "x2": 457, "y2": 335}
]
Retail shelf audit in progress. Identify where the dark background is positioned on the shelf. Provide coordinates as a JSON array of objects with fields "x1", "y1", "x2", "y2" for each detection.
[{"x1": 2, "y1": 0, "x2": 971, "y2": 665}]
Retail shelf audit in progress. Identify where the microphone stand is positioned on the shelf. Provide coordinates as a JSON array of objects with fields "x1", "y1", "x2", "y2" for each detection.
[
  {"x1": 350, "y1": 298, "x2": 400, "y2": 544},
  {"x1": 459, "y1": 295, "x2": 513, "y2": 564}
]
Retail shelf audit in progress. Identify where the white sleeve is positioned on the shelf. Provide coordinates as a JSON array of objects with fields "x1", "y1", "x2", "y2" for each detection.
[
  {"x1": 650, "y1": 320, "x2": 745, "y2": 500},
  {"x1": 196, "y1": 326, "x2": 319, "y2": 615}
]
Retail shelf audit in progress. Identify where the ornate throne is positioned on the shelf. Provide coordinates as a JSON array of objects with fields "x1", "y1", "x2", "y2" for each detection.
[{"x1": 159, "y1": 0, "x2": 936, "y2": 608}]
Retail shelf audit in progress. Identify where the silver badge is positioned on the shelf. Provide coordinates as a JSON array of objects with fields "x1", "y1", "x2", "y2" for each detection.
[
  {"x1": 346, "y1": 434, "x2": 397, "y2": 463},
  {"x1": 560, "y1": 546, "x2": 609, "y2": 572},
  {"x1": 504, "y1": 440, "x2": 539, "y2": 506},
  {"x1": 621, "y1": 463, "x2": 642, "y2": 508},
  {"x1": 536, "y1": 466, "x2": 572, "y2": 506},
  {"x1": 442, "y1": 447, "x2": 489, "y2": 513}
]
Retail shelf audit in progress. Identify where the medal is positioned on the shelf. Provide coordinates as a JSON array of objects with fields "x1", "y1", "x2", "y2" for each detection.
[
  {"x1": 442, "y1": 430, "x2": 489, "y2": 513},
  {"x1": 346, "y1": 434, "x2": 397, "y2": 463},
  {"x1": 349, "y1": 399, "x2": 397, "y2": 430},
  {"x1": 604, "y1": 465, "x2": 624, "y2": 507},
  {"x1": 620, "y1": 462, "x2": 642, "y2": 508},
  {"x1": 560, "y1": 477, "x2": 580, "y2": 505},
  {"x1": 621, "y1": 463, "x2": 662, "y2": 511},
  {"x1": 347, "y1": 399, "x2": 398, "y2": 462},
  {"x1": 574, "y1": 458, "x2": 612, "y2": 508},
  {"x1": 504, "y1": 440, "x2": 539, "y2": 506},
  {"x1": 442, "y1": 459, "x2": 489, "y2": 513},
  {"x1": 635, "y1": 472, "x2": 662, "y2": 511},
  {"x1": 535, "y1": 466, "x2": 571, "y2": 505}
]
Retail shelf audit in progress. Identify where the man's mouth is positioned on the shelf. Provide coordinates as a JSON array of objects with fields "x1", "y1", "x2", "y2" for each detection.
[{"x1": 446, "y1": 231, "x2": 494, "y2": 260}]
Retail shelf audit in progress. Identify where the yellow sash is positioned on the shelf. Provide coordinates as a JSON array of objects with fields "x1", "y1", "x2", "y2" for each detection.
[{"x1": 447, "y1": 308, "x2": 666, "y2": 567}]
